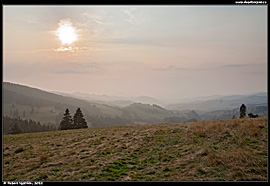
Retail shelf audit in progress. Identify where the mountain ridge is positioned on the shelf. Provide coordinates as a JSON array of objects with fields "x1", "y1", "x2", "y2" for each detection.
[
  {"x1": 52, "y1": 91, "x2": 165, "y2": 107},
  {"x1": 166, "y1": 93, "x2": 267, "y2": 112}
]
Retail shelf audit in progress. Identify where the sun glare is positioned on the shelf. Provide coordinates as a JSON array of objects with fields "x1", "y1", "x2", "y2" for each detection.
[{"x1": 56, "y1": 20, "x2": 78, "y2": 45}]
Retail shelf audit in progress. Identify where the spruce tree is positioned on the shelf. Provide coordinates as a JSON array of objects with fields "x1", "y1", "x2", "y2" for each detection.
[
  {"x1": 73, "y1": 108, "x2": 88, "y2": 129},
  {"x1": 59, "y1": 108, "x2": 73, "y2": 130},
  {"x1": 240, "y1": 104, "x2": 246, "y2": 118}
]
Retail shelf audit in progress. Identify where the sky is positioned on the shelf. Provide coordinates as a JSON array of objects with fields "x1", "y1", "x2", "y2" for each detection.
[{"x1": 3, "y1": 5, "x2": 267, "y2": 102}]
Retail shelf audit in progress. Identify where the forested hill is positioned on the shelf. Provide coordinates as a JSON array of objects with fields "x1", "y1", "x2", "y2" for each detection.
[
  {"x1": 3, "y1": 82, "x2": 101, "y2": 115},
  {"x1": 3, "y1": 82, "x2": 194, "y2": 128},
  {"x1": 3, "y1": 82, "x2": 133, "y2": 127}
]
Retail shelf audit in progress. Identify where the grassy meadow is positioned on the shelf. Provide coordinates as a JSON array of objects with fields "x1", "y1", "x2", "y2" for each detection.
[{"x1": 3, "y1": 117, "x2": 267, "y2": 181}]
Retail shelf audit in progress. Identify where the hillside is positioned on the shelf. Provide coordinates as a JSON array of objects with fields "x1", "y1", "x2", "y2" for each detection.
[
  {"x1": 3, "y1": 117, "x2": 267, "y2": 181},
  {"x1": 3, "y1": 82, "x2": 103, "y2": 116},
  {"x1": 122, "y1": 103, "x2": 185, "y2": 123},
  {"x1": 3, "y1": 82, "x2": 267, "y2": 129},
  {"x1": 3, "y1": 82, "x2": 193, "y2": 127}
]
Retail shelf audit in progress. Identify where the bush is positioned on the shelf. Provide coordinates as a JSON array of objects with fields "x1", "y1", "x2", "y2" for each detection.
[
  {"x1": 248, "y1": 113, "x2": 259, "y2": 118},
  {"x1": 14, "y1": 147, "x2": 24, "y2": 154}
]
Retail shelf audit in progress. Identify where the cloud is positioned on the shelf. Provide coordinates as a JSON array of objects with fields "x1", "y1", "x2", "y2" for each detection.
[
  {"x1": 26, "y1": 15, "x2": 39, "y2": 24},
  {"x1": 101, "y1": 36, "x2": 169, "y2": 48},
  {"x1": 220, "y1": 63, "x2": 263, "y2": 68},
  {"x1": 153, "y1": 65, "x2": 195, "y2": 71},
  {"x1": 50, "y1": 61, "x2": 104, "y2": 75},
  {"x1": 8, "y1": 46, "x2": 102, "y2": 55},
  {"x1": 51, "y1": 69, "x2": 98, "y2": 75},
  {"x1": 122, "y1": 7, "x2": 151, "y2": 25},
  {"x1": 52, "y1": 46, "x2": 101, "y2": 53},
  {"x1": 153, "y1": 63, "x2": 266, "y2": 72},
  {"x1": 81, "y1": 10, "x2": 113, "y2": 25}
]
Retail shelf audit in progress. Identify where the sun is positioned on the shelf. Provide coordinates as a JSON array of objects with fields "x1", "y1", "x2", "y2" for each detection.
[{"x1": 56, "y1": 19, "x2": 78, "y2": 45}]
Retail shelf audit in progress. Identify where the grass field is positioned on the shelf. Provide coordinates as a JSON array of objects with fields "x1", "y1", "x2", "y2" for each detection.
[{"x1": 3, "y1": 117, "x2": 267, "y2": 181}]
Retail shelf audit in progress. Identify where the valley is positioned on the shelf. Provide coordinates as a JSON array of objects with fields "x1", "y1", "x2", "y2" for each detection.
[{"x1": 3, "y1": 82, "x2": 267, "y2": 132}]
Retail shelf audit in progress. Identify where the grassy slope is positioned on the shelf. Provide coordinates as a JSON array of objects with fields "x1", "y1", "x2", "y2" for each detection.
[{"x1": 3, "y1": 117, "x2": 267, "y2": 181}]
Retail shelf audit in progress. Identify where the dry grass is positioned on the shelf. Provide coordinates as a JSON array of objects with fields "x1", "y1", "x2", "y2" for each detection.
[{"x1": 3, "y1": 117, "x2": 267, "y2": 181}]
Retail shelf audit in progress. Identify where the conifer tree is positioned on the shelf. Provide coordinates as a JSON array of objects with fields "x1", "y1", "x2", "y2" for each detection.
[
  {"x1": 59, "y1": 108, "x2": 73, "y2": 130},
  {"x1": 240, "y1": 104, "x2": 246, "y2": 118},
  {"x1": 9, "y1": 123, "x2": 22, "y2": 134},
  {"x1": 73, "y1": 108, "x2": 88, "y2": 129}
]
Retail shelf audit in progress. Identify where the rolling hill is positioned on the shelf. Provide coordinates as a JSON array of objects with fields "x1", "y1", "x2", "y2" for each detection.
[
  {"x1": 53, "y1": 91, "x2": 165, "y2": 107},
  {"x1": 3, "y1": 82, "x2": 267, "y2": 130},
  {"x1": 166, "y1": 92, "x2": 267, "y2": 112},
  {"x1": 3, "y1": 82, "x2": 193, "y2": 128},
  {"x1": 3, "y1": 117, "x2": 267, "y2": 181},
  {"x1": 123, "y1": 103, "x2": 184, "y2": 123}
]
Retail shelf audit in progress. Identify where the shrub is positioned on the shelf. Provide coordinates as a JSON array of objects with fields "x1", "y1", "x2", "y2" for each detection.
[{"x1": 14, "y1": 147, "x2": 24, "y2": 154}]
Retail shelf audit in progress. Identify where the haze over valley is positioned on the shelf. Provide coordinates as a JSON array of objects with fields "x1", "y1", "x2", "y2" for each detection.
[{"x1": 3, "y1": 81, "x2": 267, "y2": 132}]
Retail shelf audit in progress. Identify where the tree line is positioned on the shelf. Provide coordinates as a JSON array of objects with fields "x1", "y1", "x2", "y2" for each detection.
[
  {"x1": 4, "y1": 107, "x2": 88, "y2": 134},
  {"x1": 4, "y1": 104, "x2": 261, "y2": 135},
  {"x1": 3, "y1": 116, "x2": 56, "y2": 134}
]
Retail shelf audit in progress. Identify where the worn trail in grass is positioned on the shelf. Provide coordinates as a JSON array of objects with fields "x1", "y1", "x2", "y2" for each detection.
[{"x1": 3, "y1": 117, "x2": 267, "y2": 181}]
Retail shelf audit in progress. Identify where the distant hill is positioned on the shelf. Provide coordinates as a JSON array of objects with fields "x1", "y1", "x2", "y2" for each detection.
[
  {"x1": 166, "y1": 92, "x2": 267, "y2": 112},
  {"x1": 187, "y1": 110, "x2": 201, "y2": 121},
  {"x1": 53, "y1": 91, "x2": 165, "y2": 107},
  {"x1": 133, "y1": 96, "x2": 164, "y2": 106},
  {"x1": 122, "y1": 103, "x2": 184, "y2": 123},
  {"x1": 3, "y1": 82, "x2": 194, "y2": 128},
  {"x1": 3, "y1": 82, "x2": 266, "y2": 128}
]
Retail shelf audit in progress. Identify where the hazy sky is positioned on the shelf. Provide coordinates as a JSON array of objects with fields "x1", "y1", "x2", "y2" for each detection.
[{"x1": 3, "y1": 5, "x2": 267, "y2": 101}]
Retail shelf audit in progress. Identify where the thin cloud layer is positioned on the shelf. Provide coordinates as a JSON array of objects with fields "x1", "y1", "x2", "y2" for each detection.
[{"x1": 3, "y1": 6, "x2": 267, "y2": 100}]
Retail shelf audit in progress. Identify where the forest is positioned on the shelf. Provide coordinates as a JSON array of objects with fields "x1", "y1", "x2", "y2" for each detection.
[{"x1": 3, "y1": 116, "x2": 56, "y2": 134}]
